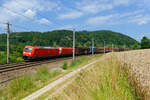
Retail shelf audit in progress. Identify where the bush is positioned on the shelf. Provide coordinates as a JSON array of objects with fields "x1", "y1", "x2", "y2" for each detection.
[
  {"x1": 10, "y1": 55, "x2": 17, "y2": 63},
  {"x1": 16, "y1": 57, "x2": 24, "y2": 62},
  {"x1": 0, "y1": 52, "x2": 7, "y2": 64},
  {"x1": 62, "y1": 61, "x2": 68, "y2": 70}
]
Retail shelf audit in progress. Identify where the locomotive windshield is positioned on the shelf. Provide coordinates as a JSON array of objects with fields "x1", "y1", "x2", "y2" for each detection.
[{"x1": 24, "y1": 48, "x2": 32, "y2": 51}]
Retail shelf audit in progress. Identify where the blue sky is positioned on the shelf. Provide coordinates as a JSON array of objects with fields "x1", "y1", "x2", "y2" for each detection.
[{"x1": 0, "y1": 0, "x2": 150, "y2": 41}]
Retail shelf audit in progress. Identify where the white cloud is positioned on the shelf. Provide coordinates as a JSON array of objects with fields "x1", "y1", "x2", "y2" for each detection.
[
  {"x1": 86, "y1": 10, "x2": 148, "y2": 26},
  {"x1": 24, "y1": 9, "x2": 36, "y2": 18},
  {"x1": 37, "y1": 18, "x2": 52, "y2": 25},
  {"x1": 76, "y1": 0, "x2": 113, "y2": 14},
  {"x1": 113, "y1": 0, "x2": 130, "y2": 6},
  {"x1": 87, "y1": 15, "x2": 115, "y2": 25},
  {"x1": 128, "y1": 15, "x2": 150, "y2": 25},
  {"x1": 75, "y1": 0, "x2": 135, "y2": 14},
  {"x1": 58, "y1": 11, "x2": 83, "y2": 19},
  {"x1": 78, "y1": 4, "x2": 113, "y2": 14},
  {"x1": 117, "y1": 10, "x2": 144, "y2": 18},
  {"x1": 57, "y1": 25, "x2": 74, "y2": 30},
  {"x1": 0, "y1": 0, "x2": 58, "y2": 23}
]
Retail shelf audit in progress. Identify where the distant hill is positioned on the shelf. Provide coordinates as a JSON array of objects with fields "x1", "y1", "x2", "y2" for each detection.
[{"x1": 0, "y1": 30, "x2": 138, "y2": 51}]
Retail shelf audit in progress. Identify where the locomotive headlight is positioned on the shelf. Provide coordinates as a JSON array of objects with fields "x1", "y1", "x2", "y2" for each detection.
[{"x1": 28, "y1": 52, "x2": 31, "y2": 55}]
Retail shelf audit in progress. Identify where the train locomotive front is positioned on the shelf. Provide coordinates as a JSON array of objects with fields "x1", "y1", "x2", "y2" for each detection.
[{"x1": 22, "y1": 46, "x2": 37, "y2": 61}]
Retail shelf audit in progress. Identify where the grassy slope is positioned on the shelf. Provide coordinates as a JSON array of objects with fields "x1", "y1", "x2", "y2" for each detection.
[
  {"x1": 0, "y1": 55, "x2": 100, "y2": 100},
  {"x1": 50, "y1": 54, "x2": 139, "y2": 100}
]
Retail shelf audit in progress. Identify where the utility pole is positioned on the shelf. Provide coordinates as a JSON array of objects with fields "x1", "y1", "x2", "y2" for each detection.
[
  {"x1": 92, "y1": 37, "x2": 94, "y2": 56},
  {"x1": 112, "y1": 43, "x2": 114, "y2": 52},
  {"x1": 7, "y1": 22, "x2": 10, "y2": 64},
  {"x1": 73, "y1": 29, "x2": 75, "y2": 60},
  {"x1": 124, "y1": 44, "x2": 126, "y2": 51},
  {"x1": 104, "y1": 41, "x2": 105, "y2": 54}
]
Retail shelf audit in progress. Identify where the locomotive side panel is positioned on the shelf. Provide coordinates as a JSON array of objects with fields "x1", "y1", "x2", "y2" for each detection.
[{"x1": 35, "y1": 48, "x2": 59, "y2": 58}]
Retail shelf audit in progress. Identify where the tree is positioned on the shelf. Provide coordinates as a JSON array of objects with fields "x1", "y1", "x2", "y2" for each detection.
[
  {"x1": 53, "y1": 41, "x2": 57, "y2": 47},
  {"x1": 141, "y1": 36, "x2": 150, "y2": 49},
  {"x1": 16, "y1": 44, "x2": 23, "y2": 56},
  {"x1": 132, "y1": 43, "x2": 141, "y2": 50}
]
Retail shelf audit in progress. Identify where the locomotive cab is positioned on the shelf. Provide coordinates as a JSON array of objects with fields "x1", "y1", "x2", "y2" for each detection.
[{"x1": 23, "y1": 46, "x2": 34, "y2": 60}]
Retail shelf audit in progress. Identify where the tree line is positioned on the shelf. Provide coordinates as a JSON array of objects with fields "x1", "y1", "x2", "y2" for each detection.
[{"x1": 132, "y1": 36, "x2": 150, "y2": 49}]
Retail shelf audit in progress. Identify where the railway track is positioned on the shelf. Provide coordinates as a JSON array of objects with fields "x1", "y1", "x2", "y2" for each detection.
[
  {"x1": 0, "y1": 57, "x2": 73, "y2": 85},
  {"x1": 0, "y1": 57, "x2": 72, "y2": 73}
]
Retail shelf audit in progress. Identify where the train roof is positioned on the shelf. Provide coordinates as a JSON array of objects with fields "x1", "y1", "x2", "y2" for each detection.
[
  {"x1": 24, "y1": 46, "x2": 56, "y2": 49},
  {"x1": 57, "y1": 47, "x2": 72, "y2": 48},
  {"x1": 24, "y1": 46, "x2": 73, "y2": 49},
  {"x1": 38, "y1": 46, "x2": 56, "y2": 49}
]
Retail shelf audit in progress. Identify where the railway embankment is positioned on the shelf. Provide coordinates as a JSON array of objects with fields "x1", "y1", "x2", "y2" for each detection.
[{"x1": 0, "y1": 55, "x2": 99, "y2": 100}]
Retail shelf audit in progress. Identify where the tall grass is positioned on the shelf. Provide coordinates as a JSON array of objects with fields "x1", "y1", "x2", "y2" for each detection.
[
  {"x1": 70, "y1": 56, "x2": 90, "y2": 68},
  {"x1": 51, "y1": 55, "x2": 139, "y2": 100},
  {"x1": 35, "y1": 67, "x2": 61, "y2": 83},
  {"x1": 0, "y1": 66, "x2": 61, "y2": 100},
  {"x1": 8, "y1": 75, "x2": 35, "y2": 98},
  {"x1": 35, "y1": 67, "x2": 51, "y2": 83}
]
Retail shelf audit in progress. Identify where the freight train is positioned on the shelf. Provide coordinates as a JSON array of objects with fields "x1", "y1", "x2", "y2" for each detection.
[{"x1": 22, "y1": 46, "x2": 126, "y2": 61}]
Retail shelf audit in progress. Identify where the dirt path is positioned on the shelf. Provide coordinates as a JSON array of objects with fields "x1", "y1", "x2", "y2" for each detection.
[
  {"x1": 22, "y1": 56, "x2": 102, "y2": 100},
  {"x1": 45, "y1": 78, "x2": 75, "y2": 100}
]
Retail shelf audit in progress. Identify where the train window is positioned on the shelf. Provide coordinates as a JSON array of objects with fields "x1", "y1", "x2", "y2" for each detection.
[{"x1": 24, "y1": 48, "x2": 32, "y2": 51}]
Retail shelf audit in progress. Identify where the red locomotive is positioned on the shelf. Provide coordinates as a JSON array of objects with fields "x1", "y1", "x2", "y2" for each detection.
[{"x1": 23, "y1": 46, "x2": 73, "y2": 61}]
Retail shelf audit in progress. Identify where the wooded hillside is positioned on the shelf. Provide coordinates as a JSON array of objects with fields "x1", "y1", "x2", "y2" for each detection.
[{"x1": 0, "y1": 30, "x2": 138, "y2": 51}]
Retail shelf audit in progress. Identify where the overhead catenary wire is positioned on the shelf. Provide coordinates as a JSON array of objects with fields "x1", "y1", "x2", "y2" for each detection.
[
  {"x1": 0, "y1": 1, "x2": 111, "y2": 32},
  {"x1": 0, "y1": 1, "x2": 82, "y2": 32},
  {"x1": 1, "y1": 6, "x2": 53, "y2": 28},
  {"x1": 9, "y1": 0, "x2": 67, "y2": 27},
  {"x1": 11, "y1": 24, "x2": 31, "y2": 32}
]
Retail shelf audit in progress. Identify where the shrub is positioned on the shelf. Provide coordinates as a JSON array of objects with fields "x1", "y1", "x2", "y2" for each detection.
[
  {"x1": 10, "y1": 55, "x2": 17, "y2": 63},
  {"x1": 62, "y1": 61, "x2": 68, "y2": 70},
  {"x1": 16, "y1": 57, "x2": 24, "y2": 62},
  {"x1": 0, "y1": 52, "x2": 7, "y2": 64}
]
